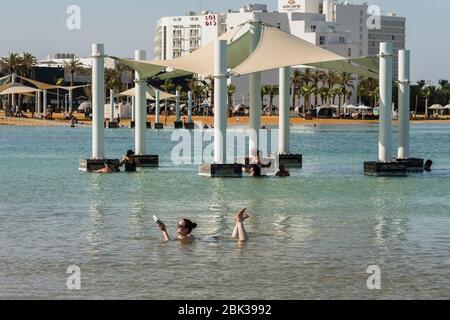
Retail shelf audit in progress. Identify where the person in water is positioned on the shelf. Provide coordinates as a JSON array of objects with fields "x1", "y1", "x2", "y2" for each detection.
[
  {"x1": 95, "y1": 160, "x2": 118, "y2": 173},
  {"x1": 157, "y1": 208, "x2": 249, "y2": 242},
  {"x1": 424, "y1": 159, "x2": 433, "y2": 172},
  {"x1": 276, "y1": 164, "x2": 290, "y2": 177},
  {"x1": 118, "y1": 149, "x2": 137, "y2": 172}
]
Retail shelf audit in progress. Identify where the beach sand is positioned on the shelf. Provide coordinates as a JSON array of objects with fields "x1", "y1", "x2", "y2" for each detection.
[{"x1": 1, "y1": 111, "x2": 450, "y2": 127}]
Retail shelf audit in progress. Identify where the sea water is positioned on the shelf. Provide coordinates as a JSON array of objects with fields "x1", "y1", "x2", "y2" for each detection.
[{"x1": 0, "y1": 123, "x2": 449, "y2": 299}]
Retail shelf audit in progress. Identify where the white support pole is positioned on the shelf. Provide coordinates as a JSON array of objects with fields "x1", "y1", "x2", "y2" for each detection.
[
  {"x1": 69, "y1": 89, "x2": 73, "y2": 113},
  {"x1": 109, "y1": 89, "x2": 114, "y2": 121},
  {"x1": 279, "y1": 67, "x2": 291, "y2": 155},
  {"x1": 397, "y1": 50, "x2": 410, "y2": 160},
  {"x1": 249, "y1": 19, "x2": 262, "y2": 159},
  {"x1": 214, "y1": 39, "x2": 228, "y2": 164},
  {"x1": 175, "y1": 90, "x2": 181, "y2": 122},
  {"x1": 11, "y1": 73, "x2": 17, "y2": 110},
  {"x1": 92, "y1": 43, "x2": 105, "y2": 160},
  {"x1": 135, "y1": 49, "x2": 147, "y2": 155},
  {"x1": 37, "y1": 91, "x2": 41, "y2": 115},
  {"x1": 188, "y1": 91, "x2": 193, "y2": 123},
  {"x1": 43, "y1": 89, "x2": 47, "y2": 116},
  {"x1": 131, "y1": 96, "x2": 136, "y2": 122},
  {"x1": 155, "y1": 89, "x2": 160, "y2": 124},
  {"x1": 64, "y1": 94, "x2": 68, "y2": 113},
  {"x1": 378, "y1": 42, "x2": 393, "y2": 163}
]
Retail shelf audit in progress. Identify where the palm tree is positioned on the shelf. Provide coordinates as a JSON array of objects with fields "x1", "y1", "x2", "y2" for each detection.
[
  {"x1": 301, "y1": 84, "x2": 315, "y2": 114},
  {"x1": 368, "y1": 87, "x2": 380, "y2": 108},
  {"x1": 337, "y1": 72, "x2": 355, "y2": 114},
  {"x1": 19, "y1": 52, "x2": 37, "y2": 79},
  {"x1": 290, "y1": 69, "x2": 302, "y2": 110},
  {"x1": 64, "y1": 58, "x2": 83, "y2": 87},
  {"x1": 227, "y1": 84, "x2": 236, "y2": 116},
  {"x1": 311, "y1": 69, "x2": 325, "y2": 107},
  {"x1": 422, "y1": 85, "x2": 437, "y2": 117},
  {"x1": 266, "y1": 85, "x2": 279, "y2": 115},
  {"x1": 317, "y1": 87, "x2": 330, "y2": 105},
  {"x1": 0, "y1": 53, "x2": 22, "y2": 108},
  {"x1": 324, "y1": 70, "x2": 340, "y2": 104},
  {"x1": 261, "y1": 85, "x2": 270, "y2": 112}
]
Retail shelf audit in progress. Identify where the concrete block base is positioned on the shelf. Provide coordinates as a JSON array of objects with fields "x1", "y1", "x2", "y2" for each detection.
[
  {"x1": 79, "y1": 159, "x2": 120, "y2": 172},
  {"x1": 134, "y1": 155, "x2": 159, "y2": 167},
  {"x1": 107, "y1": 121, "x2": 118, "y2": 129},
  {"x1": 184, "y1": 122, "x2": 195, "y2": 130},
  {"x1": 279, "y1": 154, "x2": 303, "y2": 168},
  {"x1": 154, "y1": 123, "x2": 164, "y2": 130},
  {"x1": 395, "y1": 158, "x2": 424, "y2": 172},
  {"x1": 199, "y1": 164, "x2": 243, "y2": 178},
  {"x1": 174, "y1": 121, "x2": 183, "y2": 129},
  {"x1": 364, "y1": 161, "x2": 408, "y2": 177},
  {"x1": 130, "y1": 121, "x2": 135, "y2": 128},
  {"x1": 146, "y1": 122, "x2": 152, "y2": 129}
]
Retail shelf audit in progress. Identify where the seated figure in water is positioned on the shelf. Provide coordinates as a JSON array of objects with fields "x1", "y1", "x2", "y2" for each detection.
[{"x1": 157, "y1": 208, "x2": 249, "y2": 242}]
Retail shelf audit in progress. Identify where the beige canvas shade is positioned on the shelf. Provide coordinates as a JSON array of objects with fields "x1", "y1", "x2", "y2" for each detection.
[
  {"x1": 156, "y1": 69, "x2": 194, "y2": 81},
  {"x1": 0, "y1": 82, "x2": 11, "y2": 93},
  {"x1": 20, "y1": 76, "x2": 60, "y2": 90},
  {"x1": 119, "y1": 85, "x2": 176, "y2": 100},
  {"x1": 0, "y1": 83, "x2": 41, "y2": 95},
  {"x1": 306, "y1": 59, "x2": 379, "y2": 79},
  {"x1": 59, "y1": 85, "x2": 91, "y2": 91},
  {"x1": 113, "y1": 25, "x2": 252, "y2": 79},
  {"x1": 231, "y1": 25, "x2": 377, "y2": 78}
]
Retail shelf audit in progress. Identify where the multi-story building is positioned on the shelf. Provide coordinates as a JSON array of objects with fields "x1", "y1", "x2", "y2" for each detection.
[{"x1": 154, "y1": 0, "x2": 406, "y2": 106}]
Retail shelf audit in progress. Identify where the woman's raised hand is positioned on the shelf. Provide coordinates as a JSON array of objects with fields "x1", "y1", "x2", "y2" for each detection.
[{"x1": 235, "y1": 208, "x2": 250, "y2": 222}]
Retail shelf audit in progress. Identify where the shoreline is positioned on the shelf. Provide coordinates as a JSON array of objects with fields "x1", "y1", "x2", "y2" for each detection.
[{"x1": 2, "y1": 112, "x2": 450, "y2": 127}]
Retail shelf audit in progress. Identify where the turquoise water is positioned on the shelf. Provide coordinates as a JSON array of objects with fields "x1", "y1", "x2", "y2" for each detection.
[{"x1": 0, "y1": 123, "x2": 449, "y2": 299}]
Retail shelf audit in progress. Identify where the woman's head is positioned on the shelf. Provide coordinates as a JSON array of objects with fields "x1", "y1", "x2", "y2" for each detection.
[{"x1": 177, "y1": 219, "x2": 197, "y2": 237}]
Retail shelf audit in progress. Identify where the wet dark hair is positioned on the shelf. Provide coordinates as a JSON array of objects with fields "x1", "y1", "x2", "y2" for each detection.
[
  {"x1": 425, "y1": 159, "x2": 433, "y2": 167},
  {"x1": 182, "y1": 219, "x2": 198, "y2": 234}
]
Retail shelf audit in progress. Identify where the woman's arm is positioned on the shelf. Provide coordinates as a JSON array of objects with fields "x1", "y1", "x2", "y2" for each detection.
[
  {"x1": 157, "y1": 223, "x2": 171, "y2": 242},
  {"x1": 234, "y1": 208, "x2": 250, "y2": 242},
  {"x1": 232, "y1": 224, "x2": 239, "y2": 238}
]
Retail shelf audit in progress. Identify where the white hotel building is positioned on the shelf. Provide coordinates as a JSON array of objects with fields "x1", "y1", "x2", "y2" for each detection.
[{"x1": 154, "y1": 0, "x2": 406, "y2": 106}]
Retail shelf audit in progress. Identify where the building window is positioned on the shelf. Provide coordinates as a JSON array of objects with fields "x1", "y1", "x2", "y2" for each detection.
[
  {"x1": 319, "y1": 36, "x2": 326, "y2": 45},
  {"x1": 392, "y1": 35, "x2": 395, "y2": 40},
  {"x1": 348, "y1": 48, "x2": 352, "y2": 57},
  {"x1": 311, "y1": 25, "x2": 317, "y2": 32},
  {"x1": 339, "y1": 37, "x2": 345, "y2": 44}
]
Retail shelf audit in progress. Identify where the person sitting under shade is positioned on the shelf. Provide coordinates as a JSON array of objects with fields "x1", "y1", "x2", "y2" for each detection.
[
  {"x1": 118, "y1": 150, "x2": 137, "y2": 172},
  {"x1": 95, "y1": 160, "x2": 118, "y2": 173}
]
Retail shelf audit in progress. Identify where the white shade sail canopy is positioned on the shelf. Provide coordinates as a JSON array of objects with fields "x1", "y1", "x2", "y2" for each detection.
[
  {"x1": 0, "y1": 83, "x2": 41, "y2": 95},
  {"x1": 0, "y1": 75, "x2": 10, "y2": 83},
  {"x1": 119, "y1": 85, "x2": 176, "y2": 100},
  {"x1": 113, "y1": 24, "x2": 252, "y2": 79},
  {"x1": 231, "y1": 25, "x2": 377, "y2": 77}
]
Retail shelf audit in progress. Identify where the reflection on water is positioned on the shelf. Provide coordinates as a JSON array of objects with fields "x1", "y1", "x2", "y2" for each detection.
[
  {"x1": 0, "y1": 124, "x2": 449, "y2": 299},
  {"x1": 86, "y1": 175, "x2": 106, "y2": 255}
]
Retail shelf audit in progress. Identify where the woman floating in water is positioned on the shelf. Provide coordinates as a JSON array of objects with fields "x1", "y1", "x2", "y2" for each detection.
[{"x1": 156, "y1": 208, "x2": 249, "y2": 242}]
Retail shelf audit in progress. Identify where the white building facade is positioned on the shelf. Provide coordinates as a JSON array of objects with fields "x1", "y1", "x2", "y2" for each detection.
[{"x1": 154, "y1": 0, "x2": 406, "y2": 107}]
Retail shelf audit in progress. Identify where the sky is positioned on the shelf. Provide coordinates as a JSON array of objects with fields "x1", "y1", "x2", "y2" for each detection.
[{"x1": 0, "y1": 0, "x2": 448, "y2": 82}]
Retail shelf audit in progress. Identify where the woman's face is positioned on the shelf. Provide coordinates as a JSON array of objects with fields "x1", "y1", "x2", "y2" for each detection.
[{"x1": 177, "y1": 219, "x2": 190, "y2": 237}]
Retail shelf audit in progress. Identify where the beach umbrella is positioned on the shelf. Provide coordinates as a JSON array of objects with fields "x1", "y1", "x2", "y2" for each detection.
[{"x1": 428, "y1": 104, "x2": 443, "y2": 110}]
